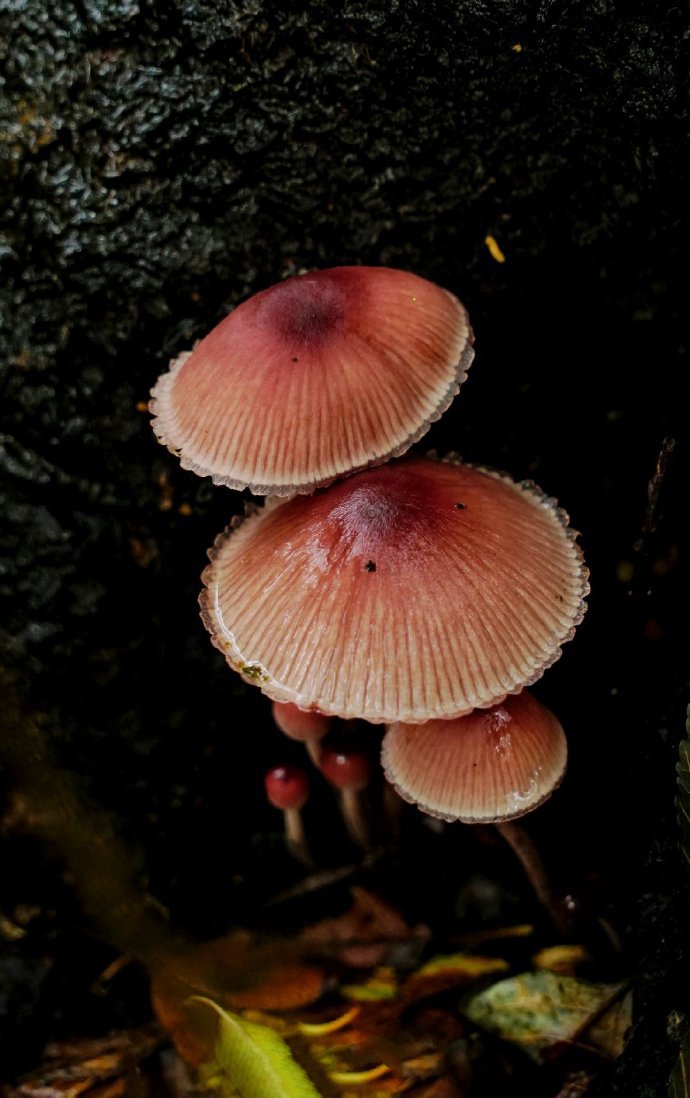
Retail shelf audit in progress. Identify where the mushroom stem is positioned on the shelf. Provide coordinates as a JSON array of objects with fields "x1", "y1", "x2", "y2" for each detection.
[
  {"x1": 271, "y1": 702, "x2": 330, "y2": 769},
  {"x1": 305, "y1": 738, "x2": 323, "y2": 767},
  {"x1": 264, "y1": 764, "x2": 312, "y2": 867},
  {"x1": 283, "y1": 806, "x2": 312, "y2": 867},
  {"x1": 339, "y1": 788, "x2": 370, "y2": 850},
  {"x1": 382, "y1": 782, "x2": 404, "y2": 840},
  {"x1": 496, "y1": 821, "x2": 567, "y2": 935},
  {"x1": 320, "y1": 741, "x2": 373, "y2": 852}
]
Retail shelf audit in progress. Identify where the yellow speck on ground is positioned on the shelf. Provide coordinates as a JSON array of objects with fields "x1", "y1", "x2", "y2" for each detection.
[
  {"x1": 485, "y1": 234, "x2": 506, "y2": 263},
  {"x1": 512, "y1": 43, "x2": 523, "y2": 52},
  {"x1": 178, "y1": 502, "x2": 193, "y2": 516}
]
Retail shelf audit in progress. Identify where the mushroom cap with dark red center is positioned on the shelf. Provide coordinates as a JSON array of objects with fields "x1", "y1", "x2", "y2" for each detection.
[
  {"x1": 381, "y1": 691, "x2": 567, "y2": 823},
  {"x1": 320, "y1": 744, "x2": 372, "y2": 792},
  {"x1": 150, "y1": 267, "x2": 473, "y2": 496},
  {"x1": 264, "y1": 765, "x2": 309, "y2": 811},
  {"x1": 200, "y1": 456, "x2": 588, "y2": 724}
]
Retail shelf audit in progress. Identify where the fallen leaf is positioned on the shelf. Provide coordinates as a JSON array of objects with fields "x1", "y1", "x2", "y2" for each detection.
[
  {"x1": 414, "y1": 954, "x2": 509, "y2": 981},
  {"x1": 462, "y1": 971, "x2": 625, "y2": 1061},
  {"x1": 151, "y1": 933, "x2": 325, "y2": 1065},
  {"x1": 151, "y1": 887, "x2": 424, "y2": 1063},
  {"x1": 191, "y1": 998, "x2": 324, "y2": 1098},
  {"x1": 403, "y1": 954, "x2": 508, "y2": 1004},
  {"x1": 5, "y1": 1027, "x2": 162, "y2": 1097},
  {"x1": 341, "y1": 968, "x2": 399, "y2": 1002},
  {"x1": 584, "y1": 990, "x2": 632, "y2": 1059},
  {"x1": 301, "y1": 888, "x2": 425, "y2": 969},
  {"x1": 532, "y1": 945, "x2": 591, "y2": 976}
]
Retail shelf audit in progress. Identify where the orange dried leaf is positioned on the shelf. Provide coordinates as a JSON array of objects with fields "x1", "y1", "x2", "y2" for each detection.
[{"x1": 151, "y1": 932, "x2": 325, "y2": 1064}]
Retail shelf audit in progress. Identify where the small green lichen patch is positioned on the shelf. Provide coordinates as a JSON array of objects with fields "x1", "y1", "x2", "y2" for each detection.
[{"x1": 240, "y1": 663, "x2": 269, "y2": 683}]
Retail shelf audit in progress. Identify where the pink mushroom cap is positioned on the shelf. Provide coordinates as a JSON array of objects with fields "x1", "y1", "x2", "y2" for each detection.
[
  {"x1": 150, "y1": 267, "x2": 473, "y2": 496},
  {"x1": 381, "y1": 691, "x2": 567, "y2": 823},
  {"x1": 200, "y1": 456, "x2": 588, "y2": 724},
  {"x1": 272, "y1": 701, "x2": 331, "y2": 743}
]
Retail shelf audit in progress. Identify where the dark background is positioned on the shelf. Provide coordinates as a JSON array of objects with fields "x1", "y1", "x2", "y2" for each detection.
[{"x1": 0, "y1": 2, "x2": 688, "y2": 1094}]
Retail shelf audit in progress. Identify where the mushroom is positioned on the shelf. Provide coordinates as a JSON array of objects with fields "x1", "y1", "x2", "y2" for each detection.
[
  {"x1": 381, "y1": 690, "x2": 569, "y2": 930},
  {"x1": 264, "y1": 765, "x2": 311, "y2": 865},
  {"x1": 200, "y1": 456, "x2": 588, "y2": 724},
  {"x1": 319, "y1": 740, "x2": 373, "y2": 850},
  {"x1": 380, "y1": 690, "x2": 566, "y2": 824},
  {"x1": 150, "y1": 268, "x2": 473, "y2": 496},
  {"x1": 272, "y1": 701, "x2": 331, "y2": 766}
]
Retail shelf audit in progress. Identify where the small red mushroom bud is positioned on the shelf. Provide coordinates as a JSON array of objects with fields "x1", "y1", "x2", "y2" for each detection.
[
  {"x1": 320, "y1": 744, "x2": 372, "y2": 850},
  {"x1": 272, "y1": 702, "x2": 331, "y2": 766},
  {"x1": 264, "y1": 765, "x2": 311, "y2": 866}
]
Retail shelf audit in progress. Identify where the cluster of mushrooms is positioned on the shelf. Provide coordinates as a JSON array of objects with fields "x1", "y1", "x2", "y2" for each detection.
[{"x1": 150, "y1": 266, "x2": 588, "y2": 840}]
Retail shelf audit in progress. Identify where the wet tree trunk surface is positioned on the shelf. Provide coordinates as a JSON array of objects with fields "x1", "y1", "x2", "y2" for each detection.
[{"x1": 1, "y1": 2, "x2": 688, "y2": 1094}]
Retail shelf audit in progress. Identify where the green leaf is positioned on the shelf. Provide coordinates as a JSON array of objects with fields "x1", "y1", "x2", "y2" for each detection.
[
  {"x1": 190, "y1": 997, "x2": 325, "y2": 1098},
  {"x1": 669, "y1": 1032, "x2": 690, "y2": 1098},
  {"x1": 340, "y1": 968, "x2": 398, "y2": 1002},
  {"x1": 462, "y1": 971, "x2": 625, "y2": 1061},
  {"x1": 676, "y1": 706, "x2": 690, "y2": 874}
]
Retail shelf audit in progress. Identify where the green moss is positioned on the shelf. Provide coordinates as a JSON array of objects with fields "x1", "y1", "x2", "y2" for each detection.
[{"x1": 240, "y1": 663, "x2": 269, "y2": 683}]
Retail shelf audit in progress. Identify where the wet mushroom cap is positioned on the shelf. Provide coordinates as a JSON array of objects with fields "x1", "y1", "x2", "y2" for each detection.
[
  {"x1": 200, "y1": 456, "x2": 588, "y2": 724},
  {"x1": 150, "y1": 267, "x2": 473, "y2": 496},
  {"x1": 381, "y1": 691, "x2": 567, "y2": 823}
]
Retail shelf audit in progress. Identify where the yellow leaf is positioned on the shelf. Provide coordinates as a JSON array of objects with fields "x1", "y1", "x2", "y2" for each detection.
[
  {"x1": 532, "y1": 945, "x2": 591, "y2": 976},
  {"x1": 191, "y1": 997, "x2": 325, "y2": 1098},
  {"x1": 415, "y1": 954, "x2": 509, "y2": 980}
]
